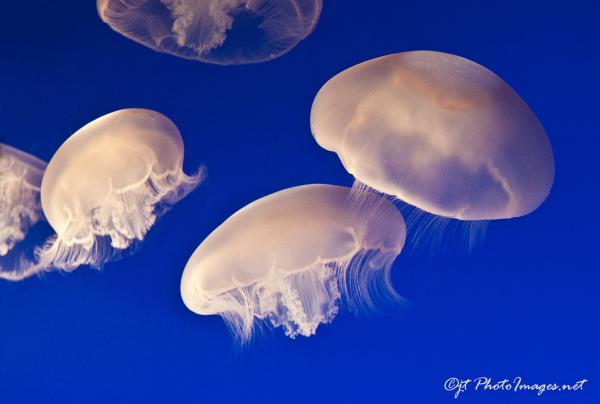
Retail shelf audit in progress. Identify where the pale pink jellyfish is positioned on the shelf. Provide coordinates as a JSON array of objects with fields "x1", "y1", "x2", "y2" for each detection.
[
  {"x1": 1, "y1": 109, "x2": 202, "y2": 281},
  {"x1": 310, "y1": 51, "x2": 555, "y2": 221},
  {"x1": 181, "y1": 184, "x2": 406, "y2": 342},
  {"x1": 97, "y1": 0, "x2": 323, "y2": 65},
  {"x1": 0, "y1": 144, "x2": 47, "y2": 258}
]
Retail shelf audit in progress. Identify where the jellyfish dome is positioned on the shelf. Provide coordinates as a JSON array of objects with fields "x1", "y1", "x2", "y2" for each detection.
[
  {"x1": 181, "y1": 184, "x2": 406, "y2": 341},
  {"x1": 0, "y1": 144, "x2": 47, "y2": 256},
  {"x1": 31, "y1": 108, "x2": 203, "y2": 274},
  {"x1": 310, "y1": 51, "x2": 555, "y2": 220},
  {"x1": 97, "y1": 0, "x2": 323, "y2": 65}
]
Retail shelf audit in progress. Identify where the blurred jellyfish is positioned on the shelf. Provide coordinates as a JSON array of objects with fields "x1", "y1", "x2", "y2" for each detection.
[
  {"x1": 97, "y1": 0, "x2": 323, "y2": 65},
  {"x1": 0, "y1": 145, "x2": 47, "y2": 257},
  {"x1": 310, "y1": 51, "x2": 555, "y2": 222},
  {"x1": 181, "y1": 184, "x2": 406, "y2": 342},
  {"x1": 0, "y1": 109, "x2": 203, "y2": 281}
]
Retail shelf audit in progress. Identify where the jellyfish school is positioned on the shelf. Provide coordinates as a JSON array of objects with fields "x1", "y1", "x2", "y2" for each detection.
[{"x1": 0, "y1": 9, "x2": 555, "y2": 343}]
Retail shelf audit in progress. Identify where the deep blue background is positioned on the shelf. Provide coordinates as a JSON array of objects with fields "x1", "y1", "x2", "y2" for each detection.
[{"x1": 0, "y1": 1, "x2": 598, "y2": 403}]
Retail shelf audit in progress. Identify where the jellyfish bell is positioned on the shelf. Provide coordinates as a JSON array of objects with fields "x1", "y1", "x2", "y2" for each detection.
[
  {"x1": 181, "y1": 184, "x2": 406, "y2": 342},
  {"x1": 0, "y1": 144, "x2": 47, "y2": 257},
  {"x1": 97, "y1": 0, "x2": 323, "y2": 65},
  {"x1": 310, "y1": 51, "x2": 555, "y2": 222}
]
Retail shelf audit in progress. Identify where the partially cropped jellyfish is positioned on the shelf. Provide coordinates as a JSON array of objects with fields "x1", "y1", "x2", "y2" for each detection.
[
  {"x1": 0, "y1": 145, "x2": 47, "y2": 257},
  {"x1": 1, "y1": 109, "x2": 202, "y2": 281},
  {"x1": 181, "y1": 184, "x2": 406, "y2": 342},
  {"x1": 310, "y1": 51, "x2": 555, "y2": 223},
  {"x1": 97, "y1": 0, "x2": 323, "y2": 65}
]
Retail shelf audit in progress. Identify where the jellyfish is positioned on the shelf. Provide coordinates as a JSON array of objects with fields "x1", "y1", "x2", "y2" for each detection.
[
  {"x1": 97, "y1": 0, "x2": 323, "y2": 65},
  {"x1": 181, "y1": 184, "x2": 406, "y2": 341},
  {"x1": 310, "y1": 51, "x2": 555, "y2": 223},
  {"x1": 0, "y1": 109, "x2": 203, "y2": 281},
  {"x1": 0, "y1": 144, "x2": 47, "y2": 257}
]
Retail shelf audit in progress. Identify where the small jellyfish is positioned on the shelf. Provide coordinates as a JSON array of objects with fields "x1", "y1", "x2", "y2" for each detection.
[
  {"x1": 1, "y1": 109, "x2": 203, "y2": 281},
  {"x1": 0, "y1": 144, "x2": 47, "y2": 257},
  {"x1": 97, "y1": 0, "x2": 323, "y2": 65},
  {"x1": 181, "y1": 184, "x2": 406, "y2": 341},
  {"x1": 310, "y1": 51, "x2": 555, "y2": 221}
]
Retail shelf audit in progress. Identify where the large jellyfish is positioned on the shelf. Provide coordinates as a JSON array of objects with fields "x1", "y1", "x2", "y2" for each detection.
[
  {"x1": 0, "y1": 109, "x2": 203, "y2": 281},
  {"x1": 310, "y1": 51, "x2": 555, "y2": 221},
  {"x1": 97, "y1": 0, "x2": 323, "y2": 65},
  {"x1": 0, "y1": 145, "x2": 47, "y2": 257},
  {"x1": 181, "y1": 184, "x2": 406, "y2": 342}
]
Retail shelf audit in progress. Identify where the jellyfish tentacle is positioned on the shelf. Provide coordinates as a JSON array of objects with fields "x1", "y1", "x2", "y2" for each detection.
[
  {"x1": 36, "y1": 165, "x2": 204, "y2": 272},
  {"x1": 194, "y1": 248, "x2": 401, "y2": 342},
  {"x1": 0, "y1": 258, "x2": 47, "y2": 281}
]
